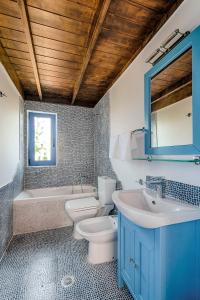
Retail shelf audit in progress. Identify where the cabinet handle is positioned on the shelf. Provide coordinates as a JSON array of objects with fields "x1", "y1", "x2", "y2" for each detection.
[
  {"x1": 129, "y1": 257, "x2": 134, "y2": 263},
  {"x1": 129, "y1": 258, "x2": 136, "y2": 266},
  {"x1": 129, "y1": 258, "x2": 139, "y2": 268}
]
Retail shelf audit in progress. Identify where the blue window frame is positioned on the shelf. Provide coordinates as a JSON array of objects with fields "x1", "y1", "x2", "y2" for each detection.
[{"x1": 28, "y1": 111, "x2": 56, "y2": 166}]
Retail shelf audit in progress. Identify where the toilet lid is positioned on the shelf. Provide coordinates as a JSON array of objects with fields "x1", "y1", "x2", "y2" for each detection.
[{"x1": 67, "y1": 197, "x2": 99, "y2": 211}]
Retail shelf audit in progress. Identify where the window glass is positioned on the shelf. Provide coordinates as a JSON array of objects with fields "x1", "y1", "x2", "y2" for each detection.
[
  {"x1": 28, "y1": 112, "x2": 56, "y2": 166},
  {"x1": 34, "y1": 117, "x2": 51, "y2": 161}
]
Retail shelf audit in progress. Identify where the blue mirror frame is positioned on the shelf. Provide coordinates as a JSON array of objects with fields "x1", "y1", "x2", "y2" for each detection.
[{"x1": 144, "y1": 25, "x2": 200, "y2": 155}]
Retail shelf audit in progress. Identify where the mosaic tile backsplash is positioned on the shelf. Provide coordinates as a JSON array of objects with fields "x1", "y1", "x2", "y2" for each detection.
[
  {"x1": 24, "y1": 101, "x2": 95, "y2": 189},
  {"x1": 146, "y1": 176, "x2": 200, "y2": 206}
]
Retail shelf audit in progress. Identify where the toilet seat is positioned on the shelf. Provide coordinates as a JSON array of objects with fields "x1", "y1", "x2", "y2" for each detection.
[
  {"x1": 65, "y1": 197, "x2": 100, "y2": 219},
  {"x1": 65, "y1": 198, "x2": 101, "y2": 236},
  {"x1": 65, "y1": 197, "x2": 99, "y2": 212}
]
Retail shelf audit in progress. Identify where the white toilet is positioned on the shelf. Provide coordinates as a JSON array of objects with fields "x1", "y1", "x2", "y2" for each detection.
[
  {"x1": 76, "y1": 215, "x2": 118, "y2": 264},
  {"x1": 65, "y1": 176, "x2": 116, "y2": 239}
]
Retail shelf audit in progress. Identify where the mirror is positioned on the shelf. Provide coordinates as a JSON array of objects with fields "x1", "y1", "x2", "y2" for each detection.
[{"x1": 150, "y1": 48, "x2": 192, "y2": 148}]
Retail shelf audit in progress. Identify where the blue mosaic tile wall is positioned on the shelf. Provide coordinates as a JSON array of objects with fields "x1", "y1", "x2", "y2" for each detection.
[
  {"x1": 0, "y1": 99, "x2": 24, "y2": 259},
  {"x1": 146, "y1": 176, "x2": 200, "y2": 206},
  {"x1": 94, "y1": 93, "x2": 122, "y2": 189},
  {"x1": 24, "y1": 101, "x2": 95, "y2": 189}
]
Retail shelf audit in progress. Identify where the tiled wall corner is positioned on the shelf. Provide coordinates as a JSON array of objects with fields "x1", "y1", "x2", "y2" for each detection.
[{"x1": 94, "y1": 93, "x2": 122, "y2": 189}]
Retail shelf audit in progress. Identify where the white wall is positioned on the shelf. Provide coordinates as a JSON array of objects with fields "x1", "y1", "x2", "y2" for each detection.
[
  {"x1": 108, "y1": 0, "x2": 200, "y2": 189},
  {"x1": 0, "y1": 63, "x2": 21, "y2": 188}
]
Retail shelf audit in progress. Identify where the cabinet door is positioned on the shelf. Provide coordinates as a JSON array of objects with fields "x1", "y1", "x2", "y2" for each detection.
[
  {"x1": 120, "y1": 217, "x2": 135, "y2": 291},
  {"x1": 134, "y1": 228, "x2": 155, "y2": 300}
]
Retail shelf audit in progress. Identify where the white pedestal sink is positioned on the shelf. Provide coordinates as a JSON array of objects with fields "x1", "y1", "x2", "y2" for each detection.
[{"x1": 112, "y1": 188, "x2": 200, "y2": 228}]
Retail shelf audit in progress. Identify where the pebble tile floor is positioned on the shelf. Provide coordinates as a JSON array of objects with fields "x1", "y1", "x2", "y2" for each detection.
[{"x1": 0, "y1": 227, "x2": 133, "y2": 300}]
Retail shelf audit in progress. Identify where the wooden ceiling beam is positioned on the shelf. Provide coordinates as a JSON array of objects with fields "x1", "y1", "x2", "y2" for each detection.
[
  {"x1": 0, "y1": 40, "x2": 23, "y2": 96},
  {"x1": 17, "y1": 0, "x2": 42, "y2": 100},
  {"x1": 71, "y1": 0, "x2": 111, "y2": 105}
]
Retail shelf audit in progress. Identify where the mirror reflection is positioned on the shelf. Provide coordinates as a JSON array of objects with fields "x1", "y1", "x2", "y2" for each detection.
[{"x1": 151, "y1": 48, "x2": 192, "y2": 148}]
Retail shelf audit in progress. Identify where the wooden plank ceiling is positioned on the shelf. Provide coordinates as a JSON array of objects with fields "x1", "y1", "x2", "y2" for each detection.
[{"x1": 0, "y1": 0, "x2": 184, "y2": 107}]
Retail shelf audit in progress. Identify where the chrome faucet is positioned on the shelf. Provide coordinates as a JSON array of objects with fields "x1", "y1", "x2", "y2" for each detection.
[
  {"x1": 147, "y1": 179, "x2": 165, "y2": 198},
  {"x1": 137, "y1": 177, "x2": 165, "y2": 198}
]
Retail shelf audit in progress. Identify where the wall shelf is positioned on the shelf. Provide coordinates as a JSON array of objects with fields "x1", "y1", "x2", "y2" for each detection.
[{"x1": 132, "y1": 157, "x2": 200, "y2": 164}]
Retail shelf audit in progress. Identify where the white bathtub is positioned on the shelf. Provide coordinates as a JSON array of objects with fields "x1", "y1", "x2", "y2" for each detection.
[{"x1": 13, "y1": 185, "x2": 97, "y2": 235}]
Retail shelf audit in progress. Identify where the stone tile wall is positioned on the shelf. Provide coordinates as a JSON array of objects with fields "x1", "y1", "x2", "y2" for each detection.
[
  {"x1": 24, "y1": 101, "x2": 94, "y2": 189},
  {"x1": 94, "y1": 94, "x2": 121, "y2": 189},
  {"x1": 24, "y1": 96, "x2": 120, "y2": 190}
]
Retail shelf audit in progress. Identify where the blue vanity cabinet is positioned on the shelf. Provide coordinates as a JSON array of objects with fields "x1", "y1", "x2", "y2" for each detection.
[
  {"x1": 119, "y1": 216, "x2": 135, "y2": 291},
  {"x1": 134, "y1": 226, "x2": 155, "y2": 300},
  {"x1": 118, "y1": 213, "x2": 200, "y2": 300},
  {"x1": 118, "y1": 214, "x2": 155, "y2": 299}
]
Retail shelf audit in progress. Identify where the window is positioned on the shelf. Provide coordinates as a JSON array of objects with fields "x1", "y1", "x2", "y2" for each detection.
[{"x1": 28, "y1": 111, "x2": 56, "y2": 166}]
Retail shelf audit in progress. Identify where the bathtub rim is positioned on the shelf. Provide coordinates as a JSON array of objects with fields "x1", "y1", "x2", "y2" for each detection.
[{"x1": 14, "y1": 184, "x2": 97, "y2": 202}]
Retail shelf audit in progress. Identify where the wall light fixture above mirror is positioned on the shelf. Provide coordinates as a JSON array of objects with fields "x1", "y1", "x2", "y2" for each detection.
[
  {"x1": 144, "y1": 25, "x2": 200, "y2": 155},
  {"x1": 145, "y1": 29, "x2": 189, "y2": 65}
]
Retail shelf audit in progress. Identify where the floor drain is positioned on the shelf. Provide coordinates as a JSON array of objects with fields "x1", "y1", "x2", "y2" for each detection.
[{"x1": 61, "y1": 275, "x2": 75, "y2": 288}]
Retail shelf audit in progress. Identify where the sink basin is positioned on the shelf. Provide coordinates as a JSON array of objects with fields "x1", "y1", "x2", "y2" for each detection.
[{"x1": 112, "y1": 188, "x2": 200, "y2": 228}]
